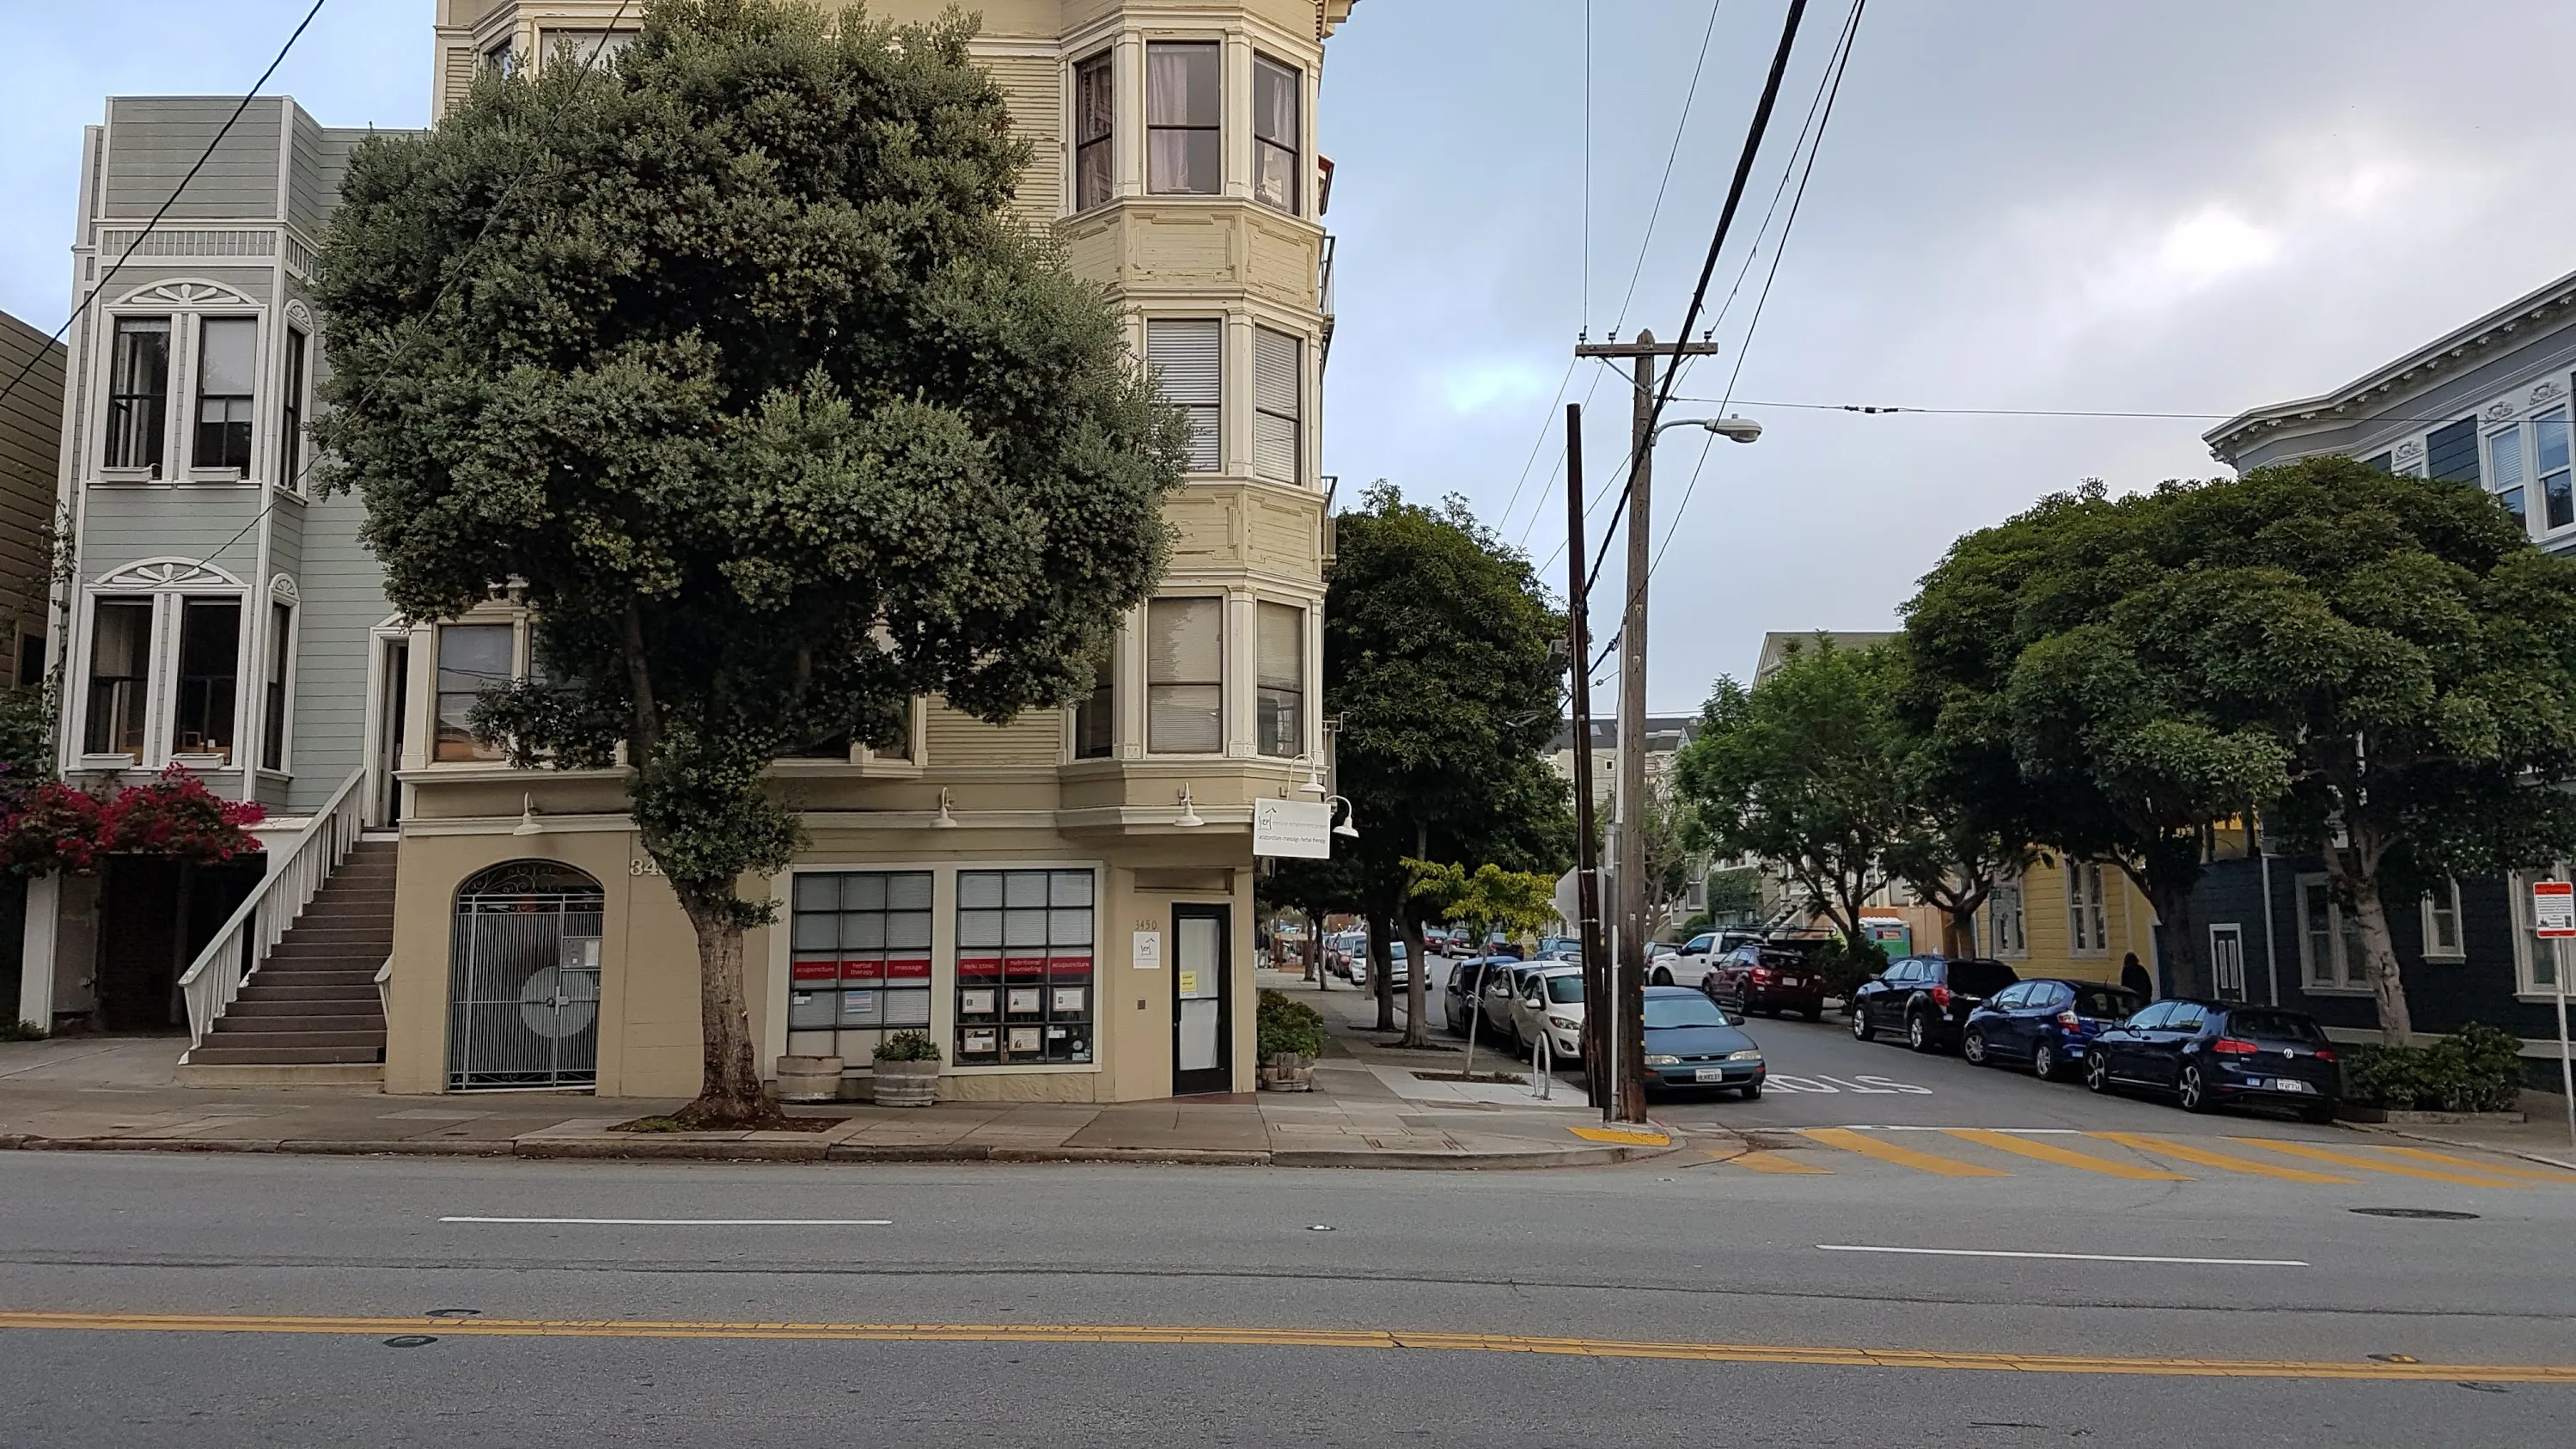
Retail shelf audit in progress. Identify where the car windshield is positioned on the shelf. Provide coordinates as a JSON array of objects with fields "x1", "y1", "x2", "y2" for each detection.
[
  {"x1": 1947, "y1": 961, "x2": 2019, "y2": 996},
  {"x1": 2071, "y1": 986, "x2": 2140, "y2": 1018},
  {"x1": 2226, "y1": 1009, "x2": 2327, "y2": 1042},
  {"x1": 1544, "y1": 975, "x2": 1584, "y2": 1004},
  {"x1": 1644, "y1": 995, "x2": 1730, "y2": 1030}
]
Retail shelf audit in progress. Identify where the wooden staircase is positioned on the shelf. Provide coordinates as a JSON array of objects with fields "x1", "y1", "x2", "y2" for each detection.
[{"x1": 185, "y1": 840, "x2": 395, "y2": 1071}]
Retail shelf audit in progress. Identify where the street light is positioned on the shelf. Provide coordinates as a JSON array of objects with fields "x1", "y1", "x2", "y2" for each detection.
[{"x1": 1652, "y1": 414, "x2": 1762, "y2": 444}]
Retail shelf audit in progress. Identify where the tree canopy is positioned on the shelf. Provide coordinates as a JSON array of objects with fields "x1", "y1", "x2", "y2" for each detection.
[{"x1": 313, "y1": 0, "x2": 1184, "y2": 1122}]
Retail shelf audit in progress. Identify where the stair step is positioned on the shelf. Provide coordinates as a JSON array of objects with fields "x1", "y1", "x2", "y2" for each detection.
[
  {"x1": 211, "y1": 1016, "x2": 382, "y2": 1036},
  {"x1": 203, "y1": 1029, "x2": 385, "y2": 1049},
  {"x1": 235, "y1": 984, "x2": 380, "y2": 1003},
  {"x1": 187, "y1": 1044, "x2": 384, "y2": 1066},
  {"x1": 224, "y1": 998, "x2": 378, "y2": 1018}
]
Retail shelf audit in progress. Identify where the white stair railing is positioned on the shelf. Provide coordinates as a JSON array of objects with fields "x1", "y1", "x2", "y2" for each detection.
[{"x1": 177, "y1": 766, "x2": 371, "y2": 1053}]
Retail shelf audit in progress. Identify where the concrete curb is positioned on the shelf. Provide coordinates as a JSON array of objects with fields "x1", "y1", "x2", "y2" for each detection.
[
  {"x1": 0, "y1": 1129, "x2": 1653, "y2": 1171},
  {"x1": 2347, "y1": 1122, "x2": 2576, "y2": 1176}
]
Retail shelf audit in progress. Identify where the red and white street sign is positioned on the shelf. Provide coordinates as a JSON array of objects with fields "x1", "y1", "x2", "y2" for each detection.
[{"x1": 2534, "y1": 880, "x2": 2576, "y2": 938}]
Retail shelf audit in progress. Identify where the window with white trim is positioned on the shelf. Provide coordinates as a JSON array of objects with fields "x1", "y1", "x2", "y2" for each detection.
[
  {"x1": 170, "y1": 598, "x2": 241, "y2": 763},
  {"x1": 2420, "y1": 878, "x2": 2464, "y2": 962},
  {"x1": 83, "y1": 598, "x2": 153, "y2": 756},
  {"x1": 105, "y1": 318, "x2": 171, "y2": 472},
  {"x1": 1252, "y1": 56, "x2": 1301, "y2": 214},
  {"x1": 1254, "y1": 601, "x2": 1302, "y2": 758},
  {"x1": 2066, "y1": 862, "x2": 2109, "y2": 956},
  {"x1": 1145, "y1": 42, "x2": 1220, "y2": 196},
  {"x1": 1073, "y1": 51, "x2": 1113, "y2": 211},
  {"x1": 434, "y1": 622, "x2": 515, "y2": 762},
  {"x1": 1988, "y1": 877, "x2": 2026, "y2": 957},
  {"x1": 955, "y1": 869, "x2": 1095, "y2": 1066},
  {"x1": 1252, "y1": 327, "x2": 1301, "y2": 484},
  {"x1": 788, "y1": 871, "x2": 934, "y2": 1063},
  {"x1": 278, "y1": 327, "x2": 308, "y2": 492},
  {"x1": 1145, "y1": 597, "x2": 1222, "y2": 754},
  {"x1": 259, "y1": 601, "x2": 293, "y2": 771},
  {"x1": 2511, "y1": 869, "x2": 2570, "y2": 996},
  {"x1": 192, "y1": 317, "x2": 256, "y2": 474},
  {"x1": 1148, "y1": 319, "x2": 1220, "y2": 472},
  {"x1": 2297, "y1": 874, "x2": 2371, "y2": 990}
]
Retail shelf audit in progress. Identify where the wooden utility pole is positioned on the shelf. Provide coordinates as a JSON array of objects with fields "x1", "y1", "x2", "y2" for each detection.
[
  {"x1": 1562, "y1": 403, "x2": 1610, "y2": 1116},
  {"x1": 1572, "y1": 329, "x2": 1718, "y2": 1122}
]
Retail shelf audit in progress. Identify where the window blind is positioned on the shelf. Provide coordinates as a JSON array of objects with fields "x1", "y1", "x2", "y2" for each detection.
[
  {"x1": 1149, "y1": 320, "x2": 1222, "y2": 472},
  {"x1": 1253, "y1": 327, "x2": 1300, "y2": 483}
]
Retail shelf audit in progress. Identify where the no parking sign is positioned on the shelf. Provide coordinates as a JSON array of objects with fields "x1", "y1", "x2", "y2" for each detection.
[{"x1": 2534, "y1": 880, "x2": 2576, "y2": 938}]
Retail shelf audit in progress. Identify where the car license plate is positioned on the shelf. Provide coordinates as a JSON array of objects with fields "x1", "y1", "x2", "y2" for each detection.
[
  {"x1": 2270, "y1": 1078, "x2": 2311, "y2": 1094},
  {"x1": 1778, "y1": 976, "x2": 1803, "y2": 987},
  {"x1": 1694, "y1": 1067, "x2": 1728, "y2": 1083}
]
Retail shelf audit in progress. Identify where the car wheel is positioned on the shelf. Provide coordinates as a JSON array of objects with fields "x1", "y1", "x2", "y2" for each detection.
[
  {"x1": 2179, "y1": 1064, "x2": 2214, "y2": 1114},
  {"x1": 1740, "y1": 1081, "x2": 1763, "y2": 1101},
  {"x1": 1652, "y1": 968, "x2": 1673, "y2": 987},
  {"x1": 2030, "y1": 1042, "x2": 2059, "y2": 1081},
  {"x1": 1851, "y1": 1007, "x2": 1874, "y2": 1042},
  {"x1": 1963, "y1": 1028, "x2": 1990, "y2": 1066},
  {"x1": 1907, "y1": 1012, "x2": 1935, "y2": 1053},
  {"x1": 2085, "y1": 1053, "x2": 2111, "y2": 1094}
]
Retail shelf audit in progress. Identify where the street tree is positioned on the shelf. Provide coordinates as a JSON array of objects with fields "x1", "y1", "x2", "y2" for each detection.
[
  {"x1": 1903, "y1": 483, "x2": 2286, "y2": 996},
  {"x1": 1325, "y1": 483, "x2": 1571, "y2": 1047},
  {"x1": 312, "y1": 1, "x2": 1184, "y2": 1125},
  {"x1": 1408, "y1": 858, "x2": 1559, "y2": 1072}
]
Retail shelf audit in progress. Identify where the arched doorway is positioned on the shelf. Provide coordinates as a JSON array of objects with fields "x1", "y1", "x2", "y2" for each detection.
[{"x1": 447, "y1": 860, "x2": 605, "y2": 1091}]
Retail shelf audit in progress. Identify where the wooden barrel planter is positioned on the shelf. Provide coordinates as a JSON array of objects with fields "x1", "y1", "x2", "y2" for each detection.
[
  {"x1": 775, "y1": 1055, "x2": 845, "y2": 1104},
  {"x1": 871, "y1": 1058, "x2": 941, "y2": 1108},
  {"x1": 1258, "y1": 1052, "x2": 1316, "y2": 1092}
]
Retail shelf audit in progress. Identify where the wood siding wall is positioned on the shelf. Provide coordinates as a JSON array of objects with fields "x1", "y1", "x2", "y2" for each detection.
[{"x1": 0, "y1": 312, "x2": 62, "y2": 685}]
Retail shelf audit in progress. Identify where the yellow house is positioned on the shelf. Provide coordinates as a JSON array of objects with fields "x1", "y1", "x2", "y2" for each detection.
[
  {"x1": 365, "y1": 0, "x2": 1360, "y2": 1101},
  {"x1": 1979, "y1": 857, "x2": 2156, "y2": 987}
]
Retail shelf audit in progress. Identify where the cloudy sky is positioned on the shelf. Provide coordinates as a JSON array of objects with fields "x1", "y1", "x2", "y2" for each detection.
[{"x1": 8, "y1": 2, "x2": 2575, "y2": 711}]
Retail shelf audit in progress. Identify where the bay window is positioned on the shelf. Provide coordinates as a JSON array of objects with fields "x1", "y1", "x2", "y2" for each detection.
[
  {"x1": 1145, "y1": 42, "x2": 1220, "y2": 195},
  {"x1": 1255, "y1": 601, "x2": 1301, "y2": 758},
  {"x1": 171, "y1": 598, "x2": 241, "y2": 762},
  {"x1": 105, "y1": 318, "x2": 171, "y2": 471},
  {"x1": 1073, "y1": 51, "x2": 1114, "y2": 211},
  {"x1": 434, "y1": 622, "x2": 514, "y2": 761},
  {"x1": 1148, "y1": 318, "x2": 1220, "y2": 472},
  {"x1": 1145, "y1": 597, "x2": 1222, "y2": 754},
  {"x1": 192, "y1": 317, "x2": 257, "y2": 474},
  {"x1": 83, "y1": 598, "x2": 153, "y2": 756},
  {"x1": 2488, "y1": 421, "x2": 2528, "y2": 529},
  {"x1": 1252, "y1": 327, "x2": 1301, "y2": 484},
  {"x1": 1253, "y1": 56, "x2": 1301, "y2": 214}
]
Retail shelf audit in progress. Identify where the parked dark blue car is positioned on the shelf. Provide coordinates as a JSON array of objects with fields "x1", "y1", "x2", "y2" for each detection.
[
  {"x1": 2085, "y1": 1000, "x2": 2342, "y2": 1122},
  {"x1": 1961, "y1": 979, "x2": 2142, "y2": 1080},
  {"x1": 1636, "y1": 986, "x2": 1767, "y2": 1098}
]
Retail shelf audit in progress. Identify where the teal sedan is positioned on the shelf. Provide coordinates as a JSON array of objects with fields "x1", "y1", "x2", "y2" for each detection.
[{"x1": 1639, "y1": 986, "x2": 1767, "y2": 1098}]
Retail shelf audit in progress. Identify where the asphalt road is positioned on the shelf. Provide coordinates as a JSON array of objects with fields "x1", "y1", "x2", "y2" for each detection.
[{"x1": 3, "y1": 1125, "x2": 2572, "y2": 1446}]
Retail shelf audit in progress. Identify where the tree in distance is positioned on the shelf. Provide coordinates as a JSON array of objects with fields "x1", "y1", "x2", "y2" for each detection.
[
  {"x1": 1408, "y1": 858, "x2": 1559, "y2": 1072},
  {"x1": 313, "y1": 1, "x2": 1185, "y2": 1124}
]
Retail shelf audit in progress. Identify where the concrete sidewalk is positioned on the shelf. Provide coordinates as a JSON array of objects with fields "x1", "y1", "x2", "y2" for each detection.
[
  {"x1": 0, "y1": 990, "x2": 1670, "y2": 1170},
  {"x1": 2345, "y1": 1092, "x2": 2576, "y2": 1174}
]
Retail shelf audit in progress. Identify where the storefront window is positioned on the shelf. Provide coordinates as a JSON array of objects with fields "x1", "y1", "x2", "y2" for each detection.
[
  {"x1": 955, "y1": 869, "x2": 1094, "y2": 1065},
  {"x1": 789, "y1": 871, "x2": 934, "y2": 1061}
]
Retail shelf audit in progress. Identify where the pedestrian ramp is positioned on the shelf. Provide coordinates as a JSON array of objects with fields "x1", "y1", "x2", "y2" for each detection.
[{"x1": 1707, "y1": 1128, "x2": 2567, "y2": 1190}]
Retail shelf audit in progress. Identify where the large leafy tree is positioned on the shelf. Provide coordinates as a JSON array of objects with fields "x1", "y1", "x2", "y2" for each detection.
[
  {"x1": 1311, "y1": 483, "x2": 1570, "y2": 1047},
  {"x1": 1904, "y1": 483, "x2": 2286, "y2": 996},
  {"x1": 313, "y1": 1, "x2": 1184, "y2": 1124}
]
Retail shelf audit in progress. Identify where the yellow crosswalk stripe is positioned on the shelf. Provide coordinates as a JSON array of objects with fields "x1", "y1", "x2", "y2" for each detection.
[
  {"x1": 2365, "y1": 1145, "x2": 2573, "y2": 1183},
  {"x1": 2087, "y1": 1133, "x2": 2355, "y2": 1183},
  {"x1": 2231, "y1": 1138, "x2": 2530, "y2": 1188},
  {"x1": 1716, "y1": 1148, "x2": 1832, "y2": 1175},
  {"x1": 1801, "y1": 1128, "x2": 2011, "y2": 1177},
  {"x1": 1942, "y1": 1129, "x2": 2188, "y2": 1180}
]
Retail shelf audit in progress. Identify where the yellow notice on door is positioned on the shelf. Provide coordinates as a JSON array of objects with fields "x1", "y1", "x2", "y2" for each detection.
[{"x1": 1177, "y1": 971, "x2": 1199, "y2": 995}]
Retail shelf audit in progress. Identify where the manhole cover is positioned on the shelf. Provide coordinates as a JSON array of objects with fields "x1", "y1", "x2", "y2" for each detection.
[
  {"x1": 2349, "y1": 1208, "x2": 2480, "y2": 1220},
  {"x1": 382, "y1": 1336, "x2": 439, "y2": 1348}
]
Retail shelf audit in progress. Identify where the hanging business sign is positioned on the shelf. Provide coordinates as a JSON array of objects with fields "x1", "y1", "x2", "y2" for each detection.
[
  {"x1": 2535, "y1": 880, "x2": 2576, "y2": 938},
  {"x1": 1253, "y1": 798, "x2": 1333, "y2": 859}
]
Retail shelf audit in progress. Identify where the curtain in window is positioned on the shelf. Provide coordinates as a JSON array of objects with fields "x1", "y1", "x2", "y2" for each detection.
[
  {"x1": 1146, "y1": 597, "x2": 1221, "y2": 753},
  {"x1": 1253, "y1": 58, "x2": 1298, "y2": 212},
  {"x1": 1146, "y1": 43, "x2": 1218, "y2": 195},
  {"x1": 1252, "y1": 327, "x2": 1299, "y2": 483},
  {"x1": 1148, "y1": 319, "x2": 1221, "y2": 471},
  {"x1": 1075, "y1": 52, "x2": 1114, "y2": 210}
]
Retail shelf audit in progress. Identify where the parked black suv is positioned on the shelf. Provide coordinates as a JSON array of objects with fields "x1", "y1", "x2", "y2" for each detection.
[
  {"x1": 2085, "y1": 1000, "x2": 2341, "y2": 1122},
  {"x1": 1850, "y1": 956, "x2": 2020, "y2": 1053}
]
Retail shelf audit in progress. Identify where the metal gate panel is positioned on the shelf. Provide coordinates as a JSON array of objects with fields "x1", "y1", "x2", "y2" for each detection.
[{"x1": 448, "y1": 867, "x2": 606, "y2": 1091}]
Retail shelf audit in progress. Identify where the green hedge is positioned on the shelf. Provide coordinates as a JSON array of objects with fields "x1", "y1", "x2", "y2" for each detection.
[
  {"x1": 1810, "y1": 936, "x2": 1888, "y2": 1004},
  {"x1": 2341, "y1": 1023, "x2": 2524, "y2": 1112},
  {"x1": 1257, "y1": 988, "x2": 1328, "y2": 1060}
]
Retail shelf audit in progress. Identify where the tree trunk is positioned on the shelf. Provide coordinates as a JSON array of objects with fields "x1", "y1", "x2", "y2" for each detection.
[
  {"x1": 1398, "y1": 913, "x2": 1432, "y2": 1049},
  {"x1": 672, "y1": 884, "x2": 784, "y2": 1129},
  {"x1": 1944, "y1": 904, "x2": 1979, "y2": 958},
  {"x1": 2341, "y1": 867, "x2": 2414, "y2": 1043},
  {"x1": 1367, "y1": 910, "x2": 1395, "y2": 1030},
  {"x1": 1305, "y1": 908, "x2": 1324, "y2": 987}
]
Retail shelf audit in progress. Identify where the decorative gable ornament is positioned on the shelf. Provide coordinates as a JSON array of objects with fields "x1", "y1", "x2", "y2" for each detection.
[
  {"x1": 2396, "y1": 439, "x2": 2425, "y2": 460},
  {"x1": 2486, "y1": 400, "x2": 2518, "y2": 421},
  {"x1": 94, "y1": 557, "x2": 245, "y2": 591},
  {"x1": 2535, "y1": 381, "x2": 2565, "y2": 404},
  {"x1": 111, "y1": 278, "x2": 259, "y2": 310}
]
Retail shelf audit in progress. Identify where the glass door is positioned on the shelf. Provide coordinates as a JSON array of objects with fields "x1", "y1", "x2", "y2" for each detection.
[{"x1": 1171, "y1": 903, "x2": 1231, "y2": 1095}]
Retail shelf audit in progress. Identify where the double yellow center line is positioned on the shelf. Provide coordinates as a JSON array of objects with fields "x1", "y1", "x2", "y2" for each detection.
[{"x1": 3, "y1": 1311, "x2": 2571, "y2": 1383}]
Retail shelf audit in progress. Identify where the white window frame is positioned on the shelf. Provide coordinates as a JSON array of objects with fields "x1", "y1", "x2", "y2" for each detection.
[
  {"x1": 1987, "y1": 877, "x2": 2026, "y2": 958},
  {"x1": 257, "y1": 578, "x2": 300, "y2": 777},
  {"x1": 1144, "y1": 594, "x2": 1225, "y2": 756},
  {"x1": 2294, "y1": 872, "x2": 2372, "y2": 994},
  {"x1": 2066, "y1": 862, "x2": 2109, "y2": 957},
  {"x1": 69, "y1": 559, "x2": 255, "y2": 776},
  {"x1": 1251, "y1": 325, "x2": 1302, "y2": 485},
  {"x1": 2419, "y1": 877, "x2": 2465, "y2": 963}
]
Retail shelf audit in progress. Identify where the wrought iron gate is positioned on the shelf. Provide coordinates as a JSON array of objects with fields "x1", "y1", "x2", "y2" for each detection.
[{"x1": 448, "y1": 860, "x2": 606, "y2": 1091}]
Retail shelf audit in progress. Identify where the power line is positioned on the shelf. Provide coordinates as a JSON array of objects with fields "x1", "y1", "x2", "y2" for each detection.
[
  {"x1": 1609, "y1": 0, "x2": 1728, "y2": 336},
  {"x1": 1581, "y1": 0, "x2": 1593, "y2": 329},
  {"x1": 1493, "y1": 355, "x2": 1578, "y2": 540},
  {"x1": 0, "y1": 0, "x2": 333, "y2": 419},
  {"x1": 1666, "y1": 395, "x2": 2516, "y2": 426}
]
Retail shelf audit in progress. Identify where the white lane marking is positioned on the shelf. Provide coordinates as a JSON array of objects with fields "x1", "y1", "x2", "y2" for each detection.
[
  {"x1": 1816, "y1": 1244, "x2": 2307, "y2": 1267},
  {"x1": 441, "y1": 1217, "x2": 892, "y2": 1226}
]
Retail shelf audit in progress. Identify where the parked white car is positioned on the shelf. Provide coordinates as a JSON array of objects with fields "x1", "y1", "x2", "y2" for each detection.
[
  {"x1": 1511, "y1": 963, "x2": 1587, "y2": 1063},
  {"x1": 1657, "y1": 932, "x2": 1723, "y2": 989}
]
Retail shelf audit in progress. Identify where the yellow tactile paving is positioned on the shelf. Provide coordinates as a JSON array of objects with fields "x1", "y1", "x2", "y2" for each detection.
[
  {"x1": 1717, "y1": 1148, "x2": 1832, "y2": 1174},
  {"x1": 2365, "y1": 1145, "x2": 2573, "y2": 1183},
  {"x1": 1801, "y1": 1128, "x2": 2011, "y2": 1177},
  {"x1": 1571, "y1": 1126, "x2": 1670, "y2": 1146},
  {"x1": 1942, "y1": 1129, "x2": 2188, "y2": 1181},
  {"x1": 2232, "y1": 1138, "x2": 2530, "y2": 1188},
  {"x1": 2087, "y1": 1133, "x2": 2355, "y2": 1183}
]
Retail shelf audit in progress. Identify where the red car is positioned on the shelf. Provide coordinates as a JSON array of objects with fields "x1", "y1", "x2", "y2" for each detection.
[{"x1": 1704, "y1": 942, "x2": 1828, "y2": 1020}]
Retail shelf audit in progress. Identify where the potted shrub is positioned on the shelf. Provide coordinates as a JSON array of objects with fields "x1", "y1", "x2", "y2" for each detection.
[
  {"x1": 1256, "y1": 988, "x2": 1327, "y2": 1091},
  {"x1": 871, "y1": 1030, "x2": 942, "y2": 1107}
]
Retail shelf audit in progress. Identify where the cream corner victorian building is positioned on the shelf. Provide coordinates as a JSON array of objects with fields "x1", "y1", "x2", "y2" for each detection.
[{"x1": 374, "y1": 0, "x2": 1360, "y2": 1099}]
